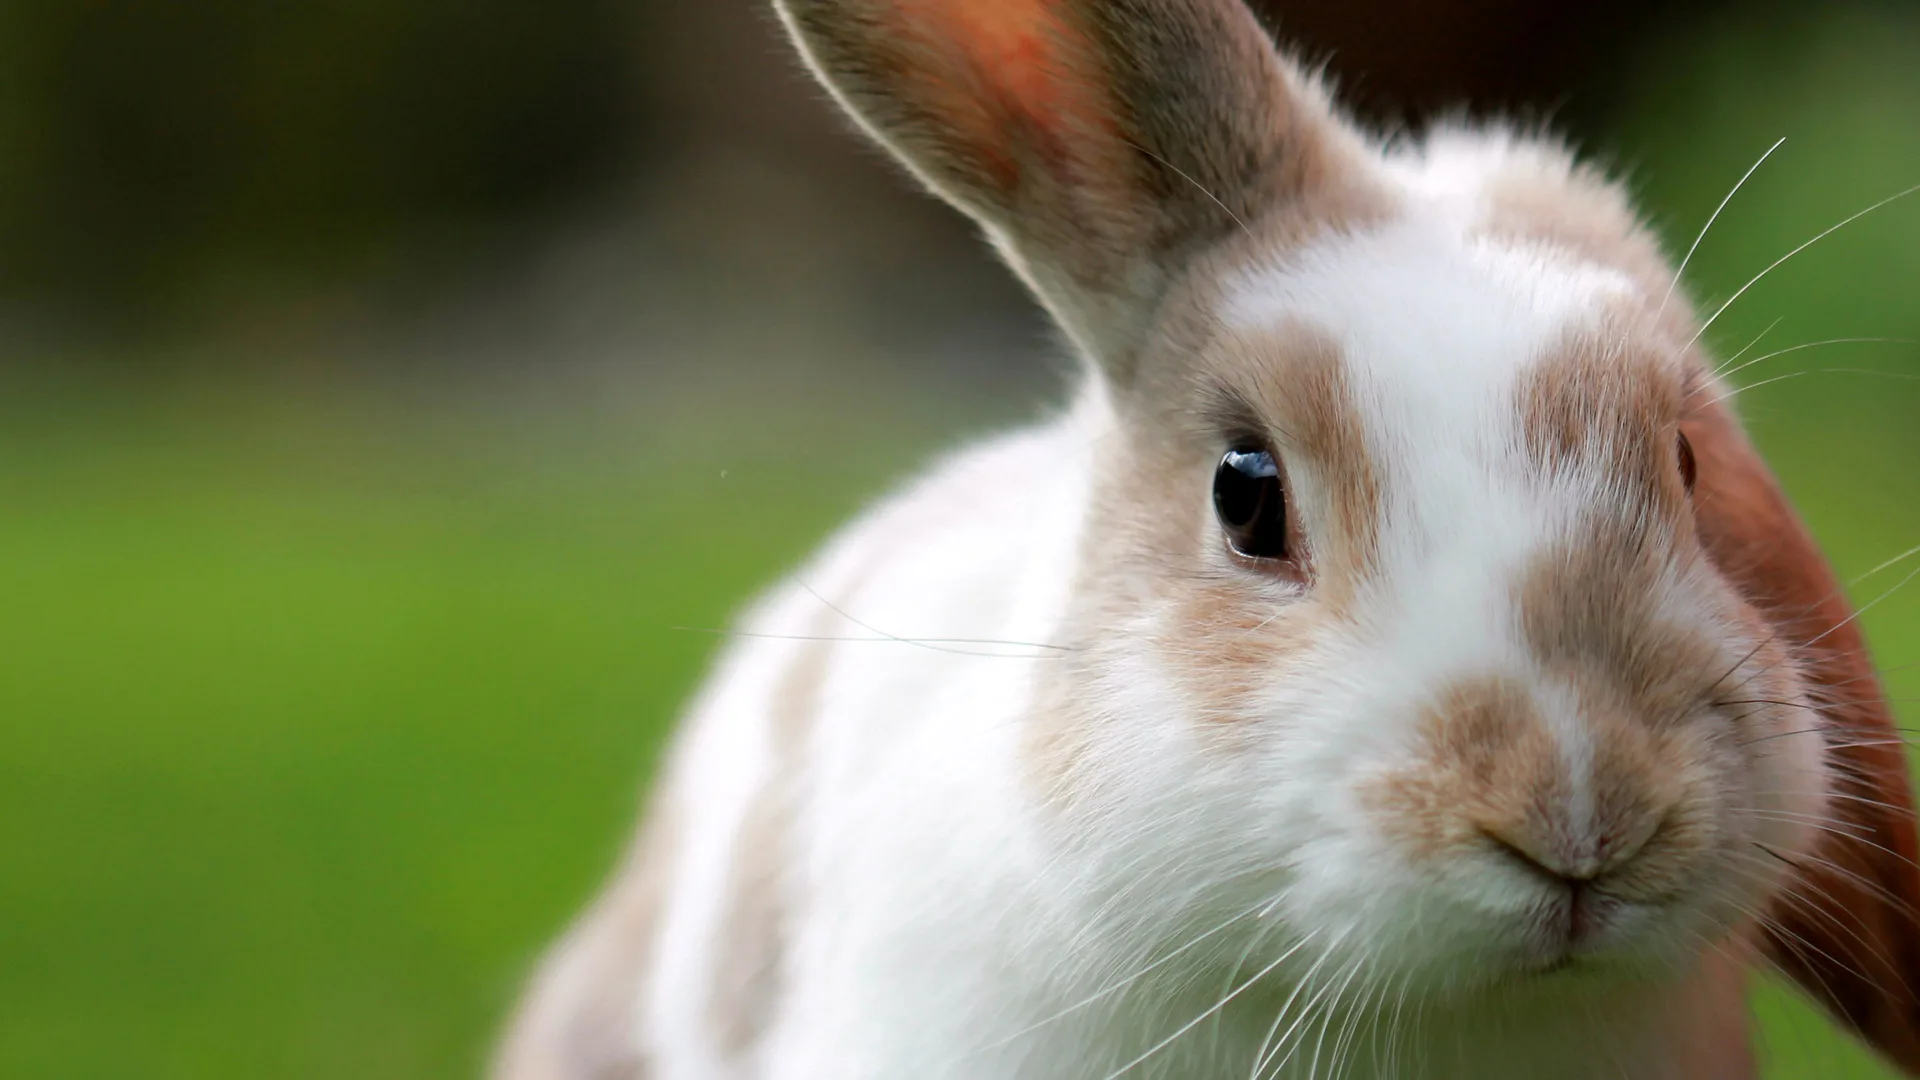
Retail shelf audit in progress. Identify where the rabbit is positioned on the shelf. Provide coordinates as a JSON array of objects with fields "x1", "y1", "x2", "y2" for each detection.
[{"x1": 495, "y1": 0, "x2": 1920, "y2": 1077}]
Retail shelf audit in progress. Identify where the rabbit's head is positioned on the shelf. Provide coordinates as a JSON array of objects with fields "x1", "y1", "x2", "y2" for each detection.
[{"x1": 776, "y1": 0, "x2": 1920, "y2": 1059}]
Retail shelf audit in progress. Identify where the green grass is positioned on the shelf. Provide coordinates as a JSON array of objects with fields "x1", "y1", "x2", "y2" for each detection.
[{"x1": 0, "y1": 394, "x2": 910, "y2": 1079}]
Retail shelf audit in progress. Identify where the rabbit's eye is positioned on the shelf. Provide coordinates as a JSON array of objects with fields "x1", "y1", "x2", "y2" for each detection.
[
  {"x1": 1677, "y1": 431, "x2": 1698, "y2": 494},
  {"x1": 1214, "y1": 446, "x2": 1289, "y2": 560}
]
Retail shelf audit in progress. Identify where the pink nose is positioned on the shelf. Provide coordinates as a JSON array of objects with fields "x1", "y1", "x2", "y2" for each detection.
[{"x1": 1478, "y1": 806, "x2": 1664, "y2": 886}]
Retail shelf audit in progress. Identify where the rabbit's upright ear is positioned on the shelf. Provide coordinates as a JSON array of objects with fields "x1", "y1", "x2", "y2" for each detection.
[
  {"x1": 773, "y1": 0, "x2": 1376, "y2": 376},
  {"x1": 1688, "y1": 398, "x2": 1920, "y2": 1074}
]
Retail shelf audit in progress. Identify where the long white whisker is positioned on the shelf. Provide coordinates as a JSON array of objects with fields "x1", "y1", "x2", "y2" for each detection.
[
  {"x1": 1100, "y1": 933, "x2": 1316, "y2": 1080},
  {"x1": 1324, "y1": 956, "x2": 1378, "y2": 1080},
  {"x1": 794, "y1": 582, "x2": 1073, "y2": 657},
  {"x1": 674, "y1": 626, "x2": 1070, "y2": 657},
  {"x1": 1853, "y1": 542, "x2": 1920, "y2": 587},
  {"x1": 1255, "y1": 936, "x2": 1364, "y2": 1080},
  {"x1": 1707, "y1": 336, "x2": 1914, "y2": 387},
  {"x1": 1804, "y1": 559, "x2": 1920, "y2": 653},
  {"x1": 1703, "y1": 366, "x2": 1920, "y2": 408},
  {"x1": 1709, "y1": 317, "x2": 1785, "y2": 378},
  {"x1": 1250, "y1": 933, "x2": 1347, "y2": 1080},
  {"x1": 1265, "y1": 956, "x2": 1360, "y2": 1079},
  {"x1": 971, "y1": 899, "x2": 1269, "y2": 1054},
  {"x1": 1658, "y1": 136, "x2": 1785, "y2": 322},
  {"x1": 1688, "y1": 183, "x2": 1920, "y2": 351}
]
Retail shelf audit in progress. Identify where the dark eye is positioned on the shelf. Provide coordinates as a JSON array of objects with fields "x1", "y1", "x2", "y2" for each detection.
[
  {"x1": 1214, "y1": 446, "x2": 1289, "y2": 560},
  {"x1": 1677, "y1": 430, "x2": 1698, "y2": 494}
]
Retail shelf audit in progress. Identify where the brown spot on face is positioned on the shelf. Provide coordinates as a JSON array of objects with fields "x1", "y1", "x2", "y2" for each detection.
[
  {"x1": 1196, "y1": 318, "x2": 1385, "y2": 613},
  {"x1": 1164, "y1": 577, "x2": 1324, "y2": 720},
  {"x1": 1279, "y1": 322, "x2": 1383, "y2": 602},
  {"x1": 1517, "y1": 324, "x2": 1688, "y2": 511},
  {"x1": 1517, "y1": 530, "x2": 1722, "y2": 733},
  {"x1": 1136, "y1": 321, "x2": 1380, "y2": 731},
  {"x1": 1512, "y1": 322, "x2": 1738, "y2": 736}
]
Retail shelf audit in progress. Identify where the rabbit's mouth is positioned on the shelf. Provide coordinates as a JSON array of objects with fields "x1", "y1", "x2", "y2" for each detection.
[
  {"x1": 1523, "y1": 887, "x2": 1613, "y2": 969},
  {"x1": 1509, "y1": 886, "x2": 1648, "y2": 980},
  {"x1": 1497, "y1": 847, "x2": 1695, "y2": 976}
]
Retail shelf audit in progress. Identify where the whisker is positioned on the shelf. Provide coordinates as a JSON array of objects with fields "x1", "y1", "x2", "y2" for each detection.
[
  {"x1": 1819, "y1": 788, "x2": 1916, "y2": 816},
  {"x1": 1100, "y1": 932, "x2": 1316, "y2": 1080},
  {"x1": 1718, "y1": 861, "x2": 1878, "y2": 994},
  {"x1": 1303, "y1": 953, "x2": 1366, "y2": 1080},
  {"x1": 1746, "y1": 808, "x2": 1877, "y2": 844},
  {"x1": 1758, "y1": 841, "x2": 1920, "y2": 920},
  {"x1": 1702, "y1": 366, "x2": 1920, "y2": 409},
  {"x1": 969, "y1": 897, "x2": 1270, "y2": 1053},
  {"x1": 1721, "y1": 696, "x2": 1920, "y2": 711},
  {"x1": 1740, "y1": 727, "x2": 1914, "y2": 750},
  {"x1": 1704, "y1": 336, "x2": 1915, "y2": 388},
  {"x1": 670, "y1": 626, "x2": 1070, "y2": 657},
  {"x1": 1734, "y1": 851, "x2": 1913, "y2": 996},
  {"x1": 673, "y1": 625, "x2": 1073, "y2": 655},
  {"x1": 1382, "y1": 964, "x2": 1418, "y2": 1079},
  {"x1": 1852, "y1": 542, "x2": 1920, "y2": 588},
  {"x1": 1687, "y1": 182, "x2": 1920, "y2": 351},
  {"x1": 1658, "y1": 136, "x2": 1786, "y2": 323},
  {"x1": 1323, "y1": 956, "x2": 1377, "y2": 1080},
  {"x1": 1250, "y1": 934, "x2": 1348, "y2": 1080},
  {"x1": 1718, "y1": 544, "x2": 1920, "y2": 703},
  {"x1": 1708, "y1": 317, "x2": 1785, "y2": 379},
  {"x1": 1260, "y1": 962, "x2": 1348, "y2": 1080}
]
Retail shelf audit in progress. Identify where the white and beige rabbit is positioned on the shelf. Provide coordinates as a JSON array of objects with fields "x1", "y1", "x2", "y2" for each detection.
[{"x1": 497, "y1": 0, "x2": 1920, "y2": 1077}]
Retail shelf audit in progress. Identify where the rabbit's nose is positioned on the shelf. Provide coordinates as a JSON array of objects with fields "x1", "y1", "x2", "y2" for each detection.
[
  {"x1": 1476, "y1": 813, "x2": 1669, "y2": 949},
  {"x1": 1480, "y1": 825, "x2": 1600, "y2": 886},
  {"x1": 1476, "y1": 808, "x2": 1666, "y2": 888}
]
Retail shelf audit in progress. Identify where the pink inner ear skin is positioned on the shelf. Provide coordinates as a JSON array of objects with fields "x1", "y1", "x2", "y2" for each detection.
[{"x1": 898, "y1": 0, "x2": 1120, "y2": 194}]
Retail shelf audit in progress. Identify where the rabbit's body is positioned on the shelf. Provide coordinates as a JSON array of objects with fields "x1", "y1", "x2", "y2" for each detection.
[
  {"x1": 499, "y1": 2, "x2": 1920, "y2": 1077},
  {"x1": 505, "y1": 139, "x2": 1767, "y2": 1080}
]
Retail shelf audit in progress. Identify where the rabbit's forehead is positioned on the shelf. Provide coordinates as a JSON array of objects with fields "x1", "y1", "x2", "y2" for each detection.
[
  {"x1": 1217, "y1": 218, "x2": 1677, "y2": 491},
  {"x1": 1210, "y1": 217, "x2": 1697, "y2": 634}
]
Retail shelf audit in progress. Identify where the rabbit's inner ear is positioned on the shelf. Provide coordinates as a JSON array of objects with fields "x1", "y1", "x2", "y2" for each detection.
[{"x1": 775, "y1": 0, "x2": 1378, "y2": 375}]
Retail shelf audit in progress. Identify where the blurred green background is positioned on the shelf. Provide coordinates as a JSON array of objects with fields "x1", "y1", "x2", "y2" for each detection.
[{"x1": 1, "y1": 1, "x2": 1916, "y2": 1078}]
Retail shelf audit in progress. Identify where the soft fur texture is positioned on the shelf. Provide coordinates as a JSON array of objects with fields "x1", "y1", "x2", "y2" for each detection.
[{"x1": 495, "y1": 2, "x2": 1920, "y2": 1077}]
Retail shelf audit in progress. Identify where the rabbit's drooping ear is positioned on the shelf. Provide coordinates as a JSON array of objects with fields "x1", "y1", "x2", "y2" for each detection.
[
  {"x1": 1688, "y1": 399, "x2": 1920, "y2": 1074},
  {"x1": 773, "y1": 0, "x2": 1371, "y2": 375}
]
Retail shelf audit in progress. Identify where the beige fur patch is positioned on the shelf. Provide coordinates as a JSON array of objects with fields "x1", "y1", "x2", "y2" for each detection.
[{"x1": 707, "y1": 611, "x2": 839, "y2": 1057}]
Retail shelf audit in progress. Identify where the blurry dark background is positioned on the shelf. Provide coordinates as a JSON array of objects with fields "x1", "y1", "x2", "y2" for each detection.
[
  {"x1": 0, "y1": 0, "x2": 1782, "y2": 363},
  {"x1": 2, "y1": 1, "x2": 1917, "y2": 1078}
]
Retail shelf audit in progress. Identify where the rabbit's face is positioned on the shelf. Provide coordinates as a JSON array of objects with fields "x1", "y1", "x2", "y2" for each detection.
[
  {"x1": 777, "y1": 0, "x2": 1919, "y2": 1044},
  {"x1": 1043, "y1": 212, "x2": 1827, "y2": 996}
]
